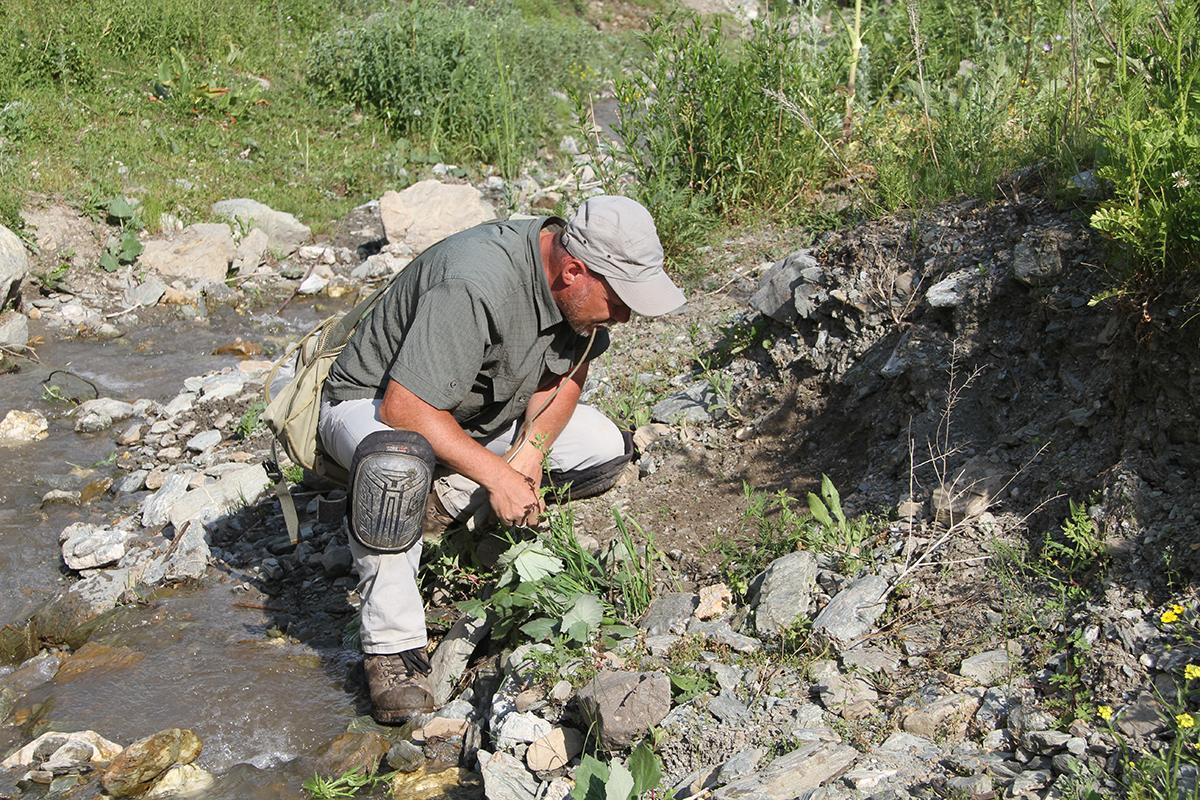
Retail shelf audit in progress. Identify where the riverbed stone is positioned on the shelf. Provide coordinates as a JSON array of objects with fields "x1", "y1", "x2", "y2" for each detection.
[
  {"x1": 140, "y1": 223, "x2": 235, "y2": 283},
  {"x1": 0, "y1": 651, "x2": 61, "y2": 719},
  {"x1": 0, "y1": 310, "x2": 28, "y2": 347},
  {"x1": 233, "y1": 227, "x2": 270, "y2": 275},
  {"x1": 0, "y1": 223, "x2": 29, "y2": 307},
  {"x1": 639, "y1": 592, "x2": 698, "y2": 636},
  {"x1": 0, "y1": 409, "x2": 49, "y2": 443},
  {"x1": 480, "y1": 750, "x2": 538, "y2": 800},
  {"x1": 526, "y1": 727, "x2": 582, "y2": 772},
  {"x1": 55, "y1": 642, "x2": 145, "y2": 683},
  {"x1": 753, "y1": 551, "x2": 818, "y2": 636},
  {"x1": 495, "y1": 712, "x2": 551, "y2": 750},
  {"x1": 212, "y1": 199, "x2": 310, "y2": 256},
  {"x1": 59, "y1": 523, "x2": 130, "y2": 571},
  {"x1": 101, "y1": 728, "x2": 202, "y2": 798},
  {"x1": 313, "y1": 732, "x2": 389, "y2": 779},
  {"x1": 124, "y1": 275, "x2": 167, "y2": 308},
  {"x1": 715, "y1": 741, "x2": 858, "y2": 798},
  {"x1": 431, "y1": 612, "x2": 491, "y2": 707},
  {"x1": 144, "y1": 763, "x2": 215, "y2": 798},
  {"x1": 31, "y1": 568, "x2": 133, "y2": 647},
  {"x1": 577, "y1": 671, "x2": 671, "y2": 749},
  {"x1": 387, "y1": 739, "x2": 425, "y2": 772},
  {"x1": 1, "y1": 730, "x2": 123, "y2": 770},
  {"x1": 812, "y1": 574, "x2": 889, "y2": 647},
  {"x1": 74, "y1": 398, "x2": 137, "y2": 433},
  {"x1": 184, "y1": 429, "x2": 221, "y2": 453},
  {"x1": 142, "y1": 472, "x2": 192, "y2": 527},
  {"x1": 380, "y1": 181, "x2": 495, "y2": 254}
]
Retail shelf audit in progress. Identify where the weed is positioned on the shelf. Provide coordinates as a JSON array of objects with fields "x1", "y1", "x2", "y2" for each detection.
[
  {"x1": 282, "y1": 464, "x2": 304, "y2": 484},
  {"x1": 571, "y1": 742, "x2": 665, "y2": 800},
  {"x1": 303, "y1": 768, "x2": 393, "y2": 799},
  {"x1": 235, "y1": 400, "x2": 267, "y2": 440}
]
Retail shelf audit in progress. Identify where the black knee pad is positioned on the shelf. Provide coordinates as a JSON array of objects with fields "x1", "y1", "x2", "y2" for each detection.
[
  {"x1": 543, "y1": 430, "x2": 634, "y2": 502},
  {"x1": 348, "y1": 430, "x2": 435, "y2": 553}
]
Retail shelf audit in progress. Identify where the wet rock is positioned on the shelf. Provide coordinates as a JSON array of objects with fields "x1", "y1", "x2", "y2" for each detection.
[
  {"x1": 715, "y1": 741, "x2": 858, "y2": 798},
  {"x1": 298, "y1": 266, "x2": 332, "y2": 295},
  {"x1": 430, "y1": 613, "x2": 491, "y2": 707},
  {"x1": 0, "y1": 222, "x2": 29, "y2": 306},
  {"x1": 144, "y1": 763, "x2": 215, "y2": 798},
  {"x1": 140, "y1": 223, "x2": 235, "y2": 283},
  {"x1": 116, "y1": 423, "x2": 143, "y2": 445},
  {"x1": 749, "y1": 249, "x2": 817, "y2": 324},
  {"x1": 926, "y1": 269, "x2": 977, "y2": 308},
  {"x1": 124, "y1": 275, "x2": 167, "y2": 308},
  {"x1": 387, "y1": 739, "x2": 425, "y2": 772},
  {"x1": 232, "y1": 227, "x2": 270, "y2": 275},
  {"x1": 959, "y1": 648, "x2": 1012, "y2": 685},
  {"x1": 811, "y1": 574, "x2": 889, "y2": 647},
  {"x1": 142, "y1": 472, "x2": 192, "y2": 527},
  {"x1": 74, "y1": 398, "x2": 136, "y2": 433},
  {"x1": 810, "y1": 659, "x2": 878, "y2": 720},
  {"x1": 59, "y1": 523, "x2": 130, "y2": 570},
  {"x1": 212, "y1": 199, "x2": 311, "y2": 256},
  {"x1": 576, "y1": 671, "x2": 671, "y2": 749},
  {"x1": 651, "y1": 381, "x2": 718, "y2": 425},
  {"x1": 312, "y1": 731, "x2": 389, "y2": 779},
  {"x1": 380, "y1": 181, "x2": 495, "y2": 254},
  {"x1": 32, "y1": 568, "x2": 133, "y2": 647},
  {"x1": 900, "y1": 692, "x2": 979, "y2": 740},
  {"x1": 0, "y1": 310, "x2": 28, "y2": 347},
  {"x1": 0, "y1": 651, "x2": 61, "y2": 718},
  {"x1": 0, "y1": 409, "x2": 49, "y2": 443},
  {"x1": 101, "y1": 728, "x2": 202, "y2": 798},
  {"x1": 55, "y1": 642, "x2": 145, "y2": 682},
  {"x1": 184, "y1": 429, "x2": 221, "y2": 453},
  {"x1": 146, "y1": 517, "x2": 211, "y2": 582},
  {"x1": 639, "y1": 592, "x2": 698, "y2": 636},
  {"x1": 1012, "y1": 231, "x2": 1063, "y2": 286},
  {"x1": 1, "y1": 730, "x2": 122, "y2": 770},
  {"x1": 392, "y1": 765, "x2": 483, "y2": 800},
  {"x1": 526, "y1": 727, "x2": 582, "y2": 772},
  {"x1": 753, "y1": 551, "x2": 818, "y2": 636},
  {"x1": 479, "y1": 750, "x2": 537, "y2": 800}
]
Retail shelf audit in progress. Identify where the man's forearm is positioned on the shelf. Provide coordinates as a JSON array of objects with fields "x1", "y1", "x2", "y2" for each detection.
[{"x1": 513, "y1": 363, "x2": 588, "y2": 459}]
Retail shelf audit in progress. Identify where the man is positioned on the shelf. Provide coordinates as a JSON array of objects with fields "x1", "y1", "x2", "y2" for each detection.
[{"x1": 317, "y1": 195, "x2": 685, "y2": 723}]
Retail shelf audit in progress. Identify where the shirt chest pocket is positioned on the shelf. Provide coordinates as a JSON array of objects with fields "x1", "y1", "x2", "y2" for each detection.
[{"x1": 490, "y1": 370, "x2": 536, "y2": 410}]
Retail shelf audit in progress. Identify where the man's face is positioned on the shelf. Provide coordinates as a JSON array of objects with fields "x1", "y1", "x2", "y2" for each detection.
[{"x1": 559, "y1": 268, "x2": 632, "y2": 336}]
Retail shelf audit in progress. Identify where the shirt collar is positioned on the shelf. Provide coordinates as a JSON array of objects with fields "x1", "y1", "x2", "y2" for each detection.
[{"x1": 531, "y1": 216, "x2": 566, "y2": 333}]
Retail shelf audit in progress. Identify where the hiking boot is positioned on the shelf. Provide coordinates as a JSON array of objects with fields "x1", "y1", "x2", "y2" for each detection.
[
  {"x1": 422, "y1": 490, "x2": 457, "y2": 543},
  {"x1": 363, "y1": 652, "x2": 435, "y2": 724}
]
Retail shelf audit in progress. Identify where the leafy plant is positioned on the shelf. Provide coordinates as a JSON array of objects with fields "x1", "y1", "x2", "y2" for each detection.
[
  {"x1": 95, "y1": 196, "x2": 144, "y2": 273},
  {"x1": 571, "y1": 743, "x2": 664, "y2": 800},
  {"x1": 303, "y1": 768, "x2": 393, "y2": 799},
  {"x1": 235, "y1": 400, "x2": 267, "y2": 440}
]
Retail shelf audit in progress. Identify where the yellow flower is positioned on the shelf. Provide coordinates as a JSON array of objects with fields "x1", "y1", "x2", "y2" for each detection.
[
  {"x1": 1177, "y1": 712, "x2": 1195, "y2": 729},
  {"x1": 1163, "y1": 610, "x2": 1181, "y2": 624},
  {"x1": 1186, "y1": 664, "x2": 1200, "y2": 680},
  {"x1": 1097, "y1": 705, "x2": 1114, "y2": 721}
]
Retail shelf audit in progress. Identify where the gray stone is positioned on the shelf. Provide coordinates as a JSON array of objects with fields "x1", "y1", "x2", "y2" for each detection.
[
  {"x1": 352, "y1": 251, "x2": 410, "y2": 280},
  {"x1": 812, "y1": 575, "x2": 889, "y2": 647},
  {"x1": 232, "y1": 227, "x2": 270, "y2": 275},
  {"x1": 840, "y1": 647, "x2": 900, "y2": 676},
  {"x1": 715, "y1": 741, "x2": 858, "y2": 799},
  {"x1": 199, "y1": 372, "x2": 245, "y2": 402},
  {"x1": 163, "y1": 392, "x2": 195, "y2": 417},
  {"x1": 480, "y1": 750, "x2": 538, "y2": 800},
  {"x1": 810, "y1": 659, "x2": 878, "y2": 720},
  {"x1": 753, "y1": 551, "x2": 818, "y2": 636},
  {"x1": 385, "y1": 739, "x2": 424, "y2": 772},
  {"x1": 926, "y1": 269, "x2": 976, "y2": 308},
  {"x1": 31, "y1": 569, "x2": 133, "y2": 646},
  {"x1": 149, "y1": 519, "x2": 211, "y2": 582},
  {"x1": 749, "y1": 250, "x2": 818, "y2": 323},
  {"x1": 379, "y1": 181, "x2": 494, "y2": 254},
  {"x1": 900, "y1": 692, "x2": 979, "y2": 740},
  {"x1": 1010, "y1": 769, "x2": 1052, "y2": 795},
  {"x1": 651, "y1": 381, "x2": 718, "y2": 425},
  {"x1": 717, "y1": 747, "x2": 767, "y2": 785},
  {"x1": 431, "y1": 612, "x2": 491, "y2": 706},
  {"x1": 1069, "y1": 170, "x2": 1103, "y2": 200},
  {"x1": 0, "y1": 310, "x2": 28, "y2": 347},
  {"x1": 686, "y1": 619, "x2": 762, "y2": 653},
  {"x1": 707, "y1": 692, "x2": 749, "y2": 723},
  {"x1": 212, "y1": 199, "x2": 310, "y2": 256},
  {"x1": 167, "y1": 464, "x2": 271, "y2": 530},
  {"x1": 639, "y1": 592, "x2": 698, "y2": 636},
  {"x1": 0, "y1": 730, "x2": 122, "y2": 771},
  {"x1": 0, "y1": 223, "x2": 29, "y2": 307},
  {"x1": 1025, "y1": 729, "x2": 1071, "y2": 754},
  {"x1": 576, "y1": 671, "x2": 671, "y2": 749},
  {"x1": 947, "y1": 774, "x2": 992, "y2": 796},
  {"x1": 124, "y1": 275, "x2": 167, "y2": 308},
  {"x1": 959, "y1": 649, "x2": 1011, "y2": 685},
  {"x1": 1115, "y1": 694, "x2": 1165, "y2": 738},
  {"x1": 185, "y1": 429, "x2": 221, "y2": 453},
  {"x1": 321, "y1": 545, "x2": 352, "y2": 579},
  {"x1": 59, "y1": 523, "x2": 130, "y2": 570},
  {"x1": 142, "y1": 472, "x2": 192, "y2": 527},
  {"x1": 140, "y1": 223, "x2": 235, "y2": 283},
  {"x1": 74, "y1": 398, "x2": 137, "y2": 433},
  {"x1": 975, "y1": 687, "x2": 1015, "y2": 730},
  {"x1": 841, "y1": 764, "x2": 899, "y2": 791},
  {"x1": 1012, "y1": 232, "x2": 1063, "y2": 286},
  {"x1": 495, "y1": 712, "x2": 551, "y2": 749}
]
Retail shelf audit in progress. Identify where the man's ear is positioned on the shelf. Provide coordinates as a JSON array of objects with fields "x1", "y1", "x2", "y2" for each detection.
[{"x1": 560, "y1": 257, "x2": 588, "y2": 285}]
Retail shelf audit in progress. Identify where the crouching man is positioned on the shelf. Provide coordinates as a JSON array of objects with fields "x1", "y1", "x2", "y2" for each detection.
[{"x1": 317, "y1": 196, "x2": 686, "y2": 723}]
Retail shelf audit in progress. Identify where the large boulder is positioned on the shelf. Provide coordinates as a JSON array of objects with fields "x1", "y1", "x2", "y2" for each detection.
[
  {"x1": 101, "y1": 728, "x2": 202, "y2": 798},
  {"x1": 211, "y1": 199, "x2": 310, "y2": 256},
  {"x1": 0, "y1": 223, "x2": 29, "y2": 307},
  {"x1": 576, "y1": 671, "x2": 670, "y2": 749},
  {"x1": 1, "y1": 729, "x2": 123, "y2": 771},
  {"x1": 140, "y1": 223, "x2": 235, "y2": 283},
  {"x1": 380, "y1": 181, "x2": 495, "y2": 254}
]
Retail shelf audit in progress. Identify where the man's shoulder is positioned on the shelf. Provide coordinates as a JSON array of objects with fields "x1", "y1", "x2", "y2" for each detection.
[{"x1": 421, "y1": 217, "x2": 543, "y2": 303}]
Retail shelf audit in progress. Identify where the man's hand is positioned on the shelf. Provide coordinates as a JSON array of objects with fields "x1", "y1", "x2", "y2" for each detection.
[{"x1": 483, "y1": 464, "x2": 543, "y2": 527}]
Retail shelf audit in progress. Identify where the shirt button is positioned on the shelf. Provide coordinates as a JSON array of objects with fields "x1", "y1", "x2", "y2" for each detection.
[
  {"x1": 448, "y1": 380, "x2": 459, "y2": 390},
  {"x1": 517, "y1": 394, "x2": 529, "y2": 404}
]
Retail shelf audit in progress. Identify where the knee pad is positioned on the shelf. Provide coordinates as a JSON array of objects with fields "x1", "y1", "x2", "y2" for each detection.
[
  {"x1": 348, "y1": 430, "x2": 435, "y2": 553},
  {"x1": 544, "y1": 430, "x2": 634, "y2": 502}
]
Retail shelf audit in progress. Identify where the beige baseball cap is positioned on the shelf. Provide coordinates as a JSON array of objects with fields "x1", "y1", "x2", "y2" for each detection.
[{"x1": 562, "y1": 196, "x2": 686, "y2": 316}]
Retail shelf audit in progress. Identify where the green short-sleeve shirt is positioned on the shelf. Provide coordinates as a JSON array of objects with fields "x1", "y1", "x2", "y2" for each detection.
[{"x1": 323, "y1": 217, "x2": 608, "y2": 438}]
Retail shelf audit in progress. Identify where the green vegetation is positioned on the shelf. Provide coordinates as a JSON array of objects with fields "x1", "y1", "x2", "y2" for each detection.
[
  {"x1": 303, "y1": 767, "x2": 393, "y2": 799},
  {"x1": 571, "y1": 742, "x2": 665, "y2": 800},
  {"x1": 235, "y1": 400, "x2": 267, "y2": 440}
]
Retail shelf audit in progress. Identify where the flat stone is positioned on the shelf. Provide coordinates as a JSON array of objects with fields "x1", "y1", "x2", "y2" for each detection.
[
  {"x1": 812, "y1": 575, "x2": 889, "y2": 647},
  {"x1": 1, "y1": 730, "x2": 122, "y2": 770},
  {"x1": 749, "y1": 249, "x2": 817, "y2": 324},
  {"x1": 212, "y1": 199, "x2": 310, "y2": 256},
  {"x1": 419, "y1": 717, "x2": 469, "y2": 740},
  {"x1": 900, "y1": 692, "x2": 979, "y2": 740},
  {"x1": 379, "y1": 181, "x2": 495, "y2": 254},
  {"x1": 144, "y1": 763, "x2": 215, "y2": 798},
  {"x1": 140, "y1": 223, "x2": 235, "y2": 283},
  {"x1": 59, "y1": 523, "x2": 130, "y2": 570},
  {"x1": 576, "y1": 671, "x2": 671, "y2": 749},
  {"x1": 651, "y1": 381, "x2": 718, "y2": 425},
  {"x1": 840, "y1": 646, "x2": 900, "y2": 676},
  {"x1": 386, "y1": 739, "x2": 425, "y2": 772},
  {"x1": 526, "y1": 727, "x2": 582, "y2": 772},
  {"x1": 926, "y1": 269, "x2": 977, "y2": 308},
  {"x1": 0, "y1": 222, "x2": 31, "y2": 305},
  {"x1": 810, "y1": 659, "x2": 878, "y2": 720},
  {"x1": 696, "y1": 583, "x2": 732, "y2": 620},
  {"x1": 55, "y1": 642, "x2": 145, "y2": 683},
  {"x1": 687, "y1": 619, "x2": 762, "y2": 653},
  {"x1": 199, "y1": 372, "x2": 245, "y2": 402},
  {"x1": 1011, "y1": 769, "x2": 1052, "y2": 795},
  {"x1": 707, "y1": 692, "x2": 749, "y2": 723},
  {"x1": 430, "y1": 613, "x2": 491, "y2": 706},
  {"x1": 1115, "y1": 694, "x2": 1165, "y2": 738},
  {"x1": 166, "y1": 464, "x2": 269, "y2": 530},
  {"x1": 142, "y1": 472, "x2": 192, "y2": 528},
  {"x1": 124, "y1": 275, "x2": 167, "y2": 308},
  {"x1": 184, "y1": 429, "x2": 221, "y2": 452},
  {"x1": 959, "y1": 648, "x2": 1011, "y2": 685},
  {"x1": 1025, "y1": 729, "x2": 1072, "y2": 754},
  {"x1": 639, "y1": 592, "x2": 698, "y2": 636},
  {"x1": 232, "y1": 227, "x2": 270, "y2": 275},
  {"x1": 101, "y1": 728, "x2": 202, "y2": 798},
  {"x1": 753, "y1": 551, "x2": 818, "y2": 636},
  {"x1": 717, "y1": 747, "x2": 767, "y2": 785},
  {"x1": 494, "y1": 712, "x2": 549, "y2": 749},
  {"x1": 480, "y1": 750, "x2": 538, "y2": 800},
  {"x1": 31, "y1": 568, "x2": 133, "y2": 647},
  {"x1": 0, "y1": 409, "x2": 48, "y2": 443},
  {"x1": 311, "y1": 732, "x2": 389, "y2": 780},
  {"x1": 947, "y1": 773, "x2": 992, "y2": 796},
  {"x1": 74, "y1": 398, "x2": 136, "y2": 433},
  {"x1": 715, "y1": 741, "x2": 858, "y2": 798},
  {"x1": 0, "y1": 310, "x2": 28, "y2": 347}
]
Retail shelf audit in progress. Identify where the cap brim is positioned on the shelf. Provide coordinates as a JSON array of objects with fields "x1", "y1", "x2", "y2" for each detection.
[{"x1": 605, "y1": 270, "x2": 686, "y2": 317}]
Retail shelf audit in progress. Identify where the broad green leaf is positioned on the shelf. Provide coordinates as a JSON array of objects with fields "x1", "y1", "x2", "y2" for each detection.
[
  {"x1": 567, "y1": 621, "x2": 591, "y2": 643},
  {"x1": 807, "y1": 492, "x2": 833, "y2": 528},
  {"x1": 820, "y1": 473, "x2": 845, "y2": 526},
  {"x1": 520, "y1": 616, "x2": 555, "y2": 641},
  {"x1": 106, "y1": 196, "x2": 135, "y2": 220},
  {"x1": 571, "y1": 755, "x2": 610, "y2": 800},
  {"x1": 628, "y1": 743, "x2": 662, "y2": 796},
  {"x1": 561, "y1": 594, "x2": 604, "y2": 641},
  {"x1": 499, "y1": 540, "x2": 563, "y2": 583},
  {"x1": 118, "y1": 230, "x2": 143, "y2": 262},
  {"x1": 457, "y1": 599, "x2": 487, "y2": 620},
  {"x1": 605, "y1": 761, "x2": 635, "y2": 800},
  {"x1": 98, "y1": 251, "x2": 120, "y2": 273}
]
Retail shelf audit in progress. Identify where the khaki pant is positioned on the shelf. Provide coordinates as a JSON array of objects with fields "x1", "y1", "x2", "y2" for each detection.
[{"x1": 318, "y1": 398, "x2": 623, "y2": 654}]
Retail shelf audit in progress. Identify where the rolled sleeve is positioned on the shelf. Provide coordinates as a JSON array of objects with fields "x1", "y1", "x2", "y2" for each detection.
[{"x1": 387, "y1": 280, "x2": 491, "y2": 409}]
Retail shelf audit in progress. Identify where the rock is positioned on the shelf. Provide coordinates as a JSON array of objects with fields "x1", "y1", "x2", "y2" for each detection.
[
  {"x1": 495, "y1": 712, "x2": 550, "y2": 749},
  {"x1": 142, "y1": 472, "x2": 192, "y2": 527},
  {"x1": 332, "y1": 201, "x2": 386, "y2": 255},
  {"x1": 959, "y1": 649, "x2": 1011, "y2": 685},
  {"x1": 753, "y1": 551, "x2": 818, "y2": 636},
  {"x1": 430, "y1": 613, "x2": 491, "y2": 706},
  {"x1": 311, "y1": 732, "x2": 389, "y2": 779},
  {"x1": 74, "y1": 397, "x2": 137, "y2": 433},
  {"x1": 0, "y1": 730, "x2": 122, "y2": 770},
  {"x1": 144, "y1": 763, "x2": 215, "y2": 798},
  {"x1": 652, "y1": 381, "x2": 719, "y2": 425},
  {"x1": 811, "y1": 575, "x2": 889, "y2": 647},
  {"x1": 59, "y1": 523, "x2": 130, "y2": 570},
  {"x1": 840, "y1": 647, "x2": 900, "y2": 676},
  {"x1": 31, "y1": 568, "x2": 133, "y2": 646},
  {"x1": 1012, "y1": 231, "x2": 1063, "y2": 286},
  {"x1": 810, "y1": 659, "x2": 878, "y2": 720},
  {"x1": 146, "y1": 517, "x2": 211, "y2": 582},
  {"x1": 1069, "y1": 170, "x2": 1103, "y2": 200},
  {"x1": 0, "y1": 409, "x2": 48, "y2": 443},
  {"x1": 380, "y1": 181, "x2": 495, "y2": 254},
  {"x1": 0, "y1": 310, "x2": 28, "y2": 347},
  {"x1": 101, "y1": 728, "x2": 202, "y2": 798},
  {"x1": 298, "y1": 268, "x2": 331, "y2": 295},
  {"x1": 576, "y1": 671, "x2": 671, "y2": 749},
  {"x1": 1010, "y1": 769, "x2": 1052, "y2": 795},
  {"x1": 42, "y1": 489, "x2": 81, "y2": 506},
  {"x1": 167, "y1": 465, "x2": 269, "y2": 531},
  {"x1": 185, "y1": 429, "x2": 221, "y2": 453},
  {"x1": 321, "y1": 545, "x2": 352, "y2": 578},
  {"x1": 391, "y1": 766, "x2": 483, "y2": 800},
  {"x1": 749, "y1": 250, "x2": 817, "y2": 323},
  {"x1": 947, "y1": 773, "x2": 992, "y2": 796},
  {"x1": 1115, "y1": 694, "x2": 1165, "y2": 738},
  {"x1": 717, "y1": 747, "x2": 767, "y2": 784},
  {"x1": 900, "y1": 692, "x2": 979, "y2": 740},
  {"x1": 715, "y1": 741, "x2": 858, "y2": 798},
  {"x1": 140, "y1": 223, "x2": 235, "y2": 283},
  {"x1": 0, "y1": 652, "x2": 62, "y2": 719},
  {"x1": 707, "y1": 692, "x2": 749, "y2": 723},
  {"x1": 0, "y1": 223, "x2": 30, "y2": 307},
  {"x1": 680, "y1": 0, "x2": 760, "y2": 25},
  {"x1": 386, "y1": 739, "x2": 425, "y2": 772},
  {"x1": 200, "y1": 372, "x2": 245, "y2": 402},
  {"x1": 926, "y1": 269, "x2": 976, "y2": 308},
  {"x1": 352, "y1": 250, "x2": 411, "y2": 280},
  {"x1": 639, "y1": 593, "x2": 698, "y2": 636},
  {"x1": 480, "y1": 751, "x2": 538, "y2": 800},
  {"x1": 211, "y1": 199, "x2": 310, "y2": 256},
  {"x1": 1025, "y1": 729, "x2": 1071, "y2": 754},
  {"x1": 526, "y1": 727, "x2": 582, "y2": 772},
  {"x1": 232, "y1": 227, "x2": 270, "y2": 275},
  {"x1": 55, "y1": 642, "x2": 144, "y2": 682},
  {"x1": 686, "y1": 620, "x2": 763, "y2": 653},
  {"x1": 696, "y1": 583, "x2": 732, "y2": 621},
  {"x1": 124, "y1": 275, "x2": 167, "y2": 308},
  {"x1": 632, "y1": 422, "x2": 671, "y2": 451}
]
